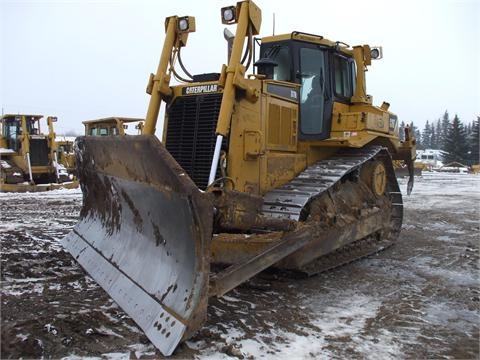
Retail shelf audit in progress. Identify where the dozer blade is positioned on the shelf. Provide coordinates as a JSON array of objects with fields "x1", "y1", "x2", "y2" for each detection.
[{"x1": 62, "y1": 135, "x2": 213, "y2": 356}]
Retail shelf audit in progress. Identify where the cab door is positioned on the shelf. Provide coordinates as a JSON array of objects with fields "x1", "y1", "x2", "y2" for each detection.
[
  {"x1": 298, "y1": 47, "x2": 332, "y2": 140},
  {"x1": 4, "y1": 118, "x2": 21, "y2": 152}
]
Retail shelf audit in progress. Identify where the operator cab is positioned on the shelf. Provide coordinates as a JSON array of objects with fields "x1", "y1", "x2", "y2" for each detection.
[
  {"x1": 83, "y1": 117, "x2": 145, "y2": 136},
  {"x1": 257, "y1": 32, "x2": 357, "y2": 141},
  {"x1": 1, "y1": 115, "x2": 43, "y2": 152}
]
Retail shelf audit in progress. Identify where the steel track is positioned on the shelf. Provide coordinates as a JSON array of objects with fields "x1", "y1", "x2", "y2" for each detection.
[{"x1": 261, "y1": 145, "x2": 404, "y2": 274}]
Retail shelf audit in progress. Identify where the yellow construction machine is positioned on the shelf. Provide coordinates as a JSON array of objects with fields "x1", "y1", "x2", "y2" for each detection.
[
  {"x1": 83, "y1": 116, "x2": 144, "y2": 136},
  {"x1": 54, "y1": 117, "x2": 145, "y2": 174},
  {"x1": 55, "y1": 137, "x2": 76, "y2": 175},
  {"x1": 0, "y1": 114, "x2": 78, "y2": 192},
  {"x1": 63, "y1": 1, "x2": 416, "y2": 355}
]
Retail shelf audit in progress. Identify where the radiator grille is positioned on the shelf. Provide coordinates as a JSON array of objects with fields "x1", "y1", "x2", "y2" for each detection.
[
  {"x1": 29, "y1": 138, "x2": 49, "y2": 166},
  {"x1": 165, "y1": 93, "x2": 223, "y2": 189}
]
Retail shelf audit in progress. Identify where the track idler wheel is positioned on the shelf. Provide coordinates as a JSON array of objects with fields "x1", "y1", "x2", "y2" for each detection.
[{"x1": 361, "y1": 160, "x2": 387, "y2": 196}]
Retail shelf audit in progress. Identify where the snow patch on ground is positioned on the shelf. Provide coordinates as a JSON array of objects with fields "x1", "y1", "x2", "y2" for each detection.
[
  {"x1": 308, "y1": 292, "x2": 403, "y2": 359},
  {"x1": 0, "y1": 187, "x2": 82, "y2": 198},
  {"x1": 420, "y1": 266, "x2": 478, "y2": 287},
  {"x1": 423, "y1": 302, "x2": 479, "y2": 333},
  {"x1": 192, "y1": 291, "x2": 405, "y2": 359},
  {"x1": 399, "y1": 172, "x2": 480, "y2": 211}
]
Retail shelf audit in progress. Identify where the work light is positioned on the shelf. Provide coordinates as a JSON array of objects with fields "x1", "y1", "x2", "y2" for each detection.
[
  {"x1": 221, "y1": 6, "x2": 236, "y2": 24},
  {"x1": 178, "y1": 17, "x2": 189, "y2": 31},
  {"x1": 370, "y1": 47, "x2": 383, "y2": 60}
]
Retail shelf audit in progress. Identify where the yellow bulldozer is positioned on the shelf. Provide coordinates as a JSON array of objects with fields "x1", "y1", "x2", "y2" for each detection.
[
  {"x1": 53, "y1": 117, "x2": 145, "y2": 174},
  {"x1": 0, "y1": 114, "x2": 78, "y2": 192},
  {"x1": 55, "y1": 137, "x2": 76, "y2": 175},
  {"x1": 83, "y1": 116, "x2": 144, "y2": 136},
  {"x1": 63, "y1": 0, "x2": 416, "y2": 355}
]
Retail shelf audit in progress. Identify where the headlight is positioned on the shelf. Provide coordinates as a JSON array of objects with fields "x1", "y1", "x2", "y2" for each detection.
[
  {"x1": 221, "y1": 6, "x2": 236, "y2": 23},
  {"x1": 370, "y1": 47, "x2": 383, "y2": 60},
  {"x1": 178, "y1": 17, "x2": 189, "y2": 31}
]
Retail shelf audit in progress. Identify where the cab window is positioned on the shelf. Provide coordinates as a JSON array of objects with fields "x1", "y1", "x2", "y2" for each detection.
[
  {"x1": 4, "y1": 119, "x2": 21, "y2": 151},
  {"x1": 334, "y1": 55, "x2": 355, "y2": 99},
  {"x1": 261, "y1": 45, "x2": 292, "y2": 81},
  {"x1": 272, "y1": 47, "x2": 292, "y2": 81},
  {"x1": 299, "y1": 47, "x2": 326, "y2": 135},
  {"x1": 26, "y1": 118, "x2": 38, "y2": 135}
]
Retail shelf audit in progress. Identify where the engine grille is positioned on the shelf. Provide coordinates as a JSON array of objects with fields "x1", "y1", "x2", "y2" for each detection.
[
  {"x1": 29, "y1": 138, "x2": 49, "y2": 166},
  {"x1": 165, "y1": 93, "x2": 223, "y2": 190}
]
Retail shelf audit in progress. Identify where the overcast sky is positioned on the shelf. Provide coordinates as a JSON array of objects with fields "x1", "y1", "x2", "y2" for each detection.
[{"x1": 1, "y1": 0, "x2": 479, "y2": 135}]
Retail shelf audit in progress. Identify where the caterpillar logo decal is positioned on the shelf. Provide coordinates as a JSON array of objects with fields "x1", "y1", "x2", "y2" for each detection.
[{"x1": 183, "y1": 84, "x2": 220, "y2": 95}]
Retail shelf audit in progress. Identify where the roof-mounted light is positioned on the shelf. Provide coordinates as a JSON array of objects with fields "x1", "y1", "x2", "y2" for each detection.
[
  {"x1": 178, "y1": 16, "x2": 190, "y2": 32},
  {"x1": 221, "y1": 6, "x2": 236, "y2": 24}
]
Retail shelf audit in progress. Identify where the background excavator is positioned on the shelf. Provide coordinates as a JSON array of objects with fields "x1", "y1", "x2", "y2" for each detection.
[
  {"x1": 63, "y1": 0, "x2": 416, "y2": 356},
  {"x1": 0, "y1": 114, "x2": 78, "y2": 192}
]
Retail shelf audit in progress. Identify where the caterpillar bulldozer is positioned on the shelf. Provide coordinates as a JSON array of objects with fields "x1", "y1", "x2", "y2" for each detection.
[
  {"x1": 55, "y1": 137, "x2": 76, "y2": 175},
  {"x1": 54, "y1": 117, "x2": 145, "y2": 174},
  {"x1": 0, "y1": 114, "x2": 78, "y2": 192},
  {"x1": 63, "y1": 0, "x2": 416, "y2": 356},
  {"x1": 83, "y1": 116, "x2": 144, "y2": 136}
]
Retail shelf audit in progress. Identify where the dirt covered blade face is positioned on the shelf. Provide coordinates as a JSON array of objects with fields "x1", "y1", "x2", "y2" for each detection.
[{"x1": 62, "y1": 135, "x2": 213, "y2": 356}]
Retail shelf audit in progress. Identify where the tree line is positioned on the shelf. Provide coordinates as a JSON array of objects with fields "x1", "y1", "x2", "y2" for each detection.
[{"x1": 399, "y1": 111, "x2": 479, "y2": 166}]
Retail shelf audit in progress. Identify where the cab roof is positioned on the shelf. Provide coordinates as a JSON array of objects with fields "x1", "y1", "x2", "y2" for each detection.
[
  {"x1": 82, "y1": 117, "x2": 144, "y2": 125},
  {"x1": 0, "y1": 114, "x2": 43, "y2": 121},
  {"x1": 261, "y1": 31, "x2": 354, "y2": 56}
]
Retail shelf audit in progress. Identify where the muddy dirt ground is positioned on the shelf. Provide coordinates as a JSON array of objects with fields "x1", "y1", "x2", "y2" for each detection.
[{"x1": 1, "y1": 172, "x2": 479, "y2": 359}]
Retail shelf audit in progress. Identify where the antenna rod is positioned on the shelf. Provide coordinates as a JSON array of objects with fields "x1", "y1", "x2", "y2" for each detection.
[{"x1": 272, "y1": 12, "x2": 275, "y2": 35}]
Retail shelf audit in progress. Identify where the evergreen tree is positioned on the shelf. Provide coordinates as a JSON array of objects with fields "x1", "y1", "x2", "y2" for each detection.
[
  {"x1": 443, "y1": 115, "x2": 469, "y2": 164},
  {"x1": 422, "y1": 121, "x2": 432, "y2": 149},
  {"x1": 411, "y1": 122, "x2": 423, "y2": 150},
  {"x1": 466, "y1": 117, "x2": 480, "y2": 165},
  {"x1": 435, "y1": 119, "x2": 442, "y2": 149},
  {"x1": 431, "y1": 126, "x2": 438, "y2": 149},
  {"x1": 465, "y1": 122, "x2": 472, "y2": 136},
  {"x1": 439, "y1": 110, "x2": 450, "y2": 149}
]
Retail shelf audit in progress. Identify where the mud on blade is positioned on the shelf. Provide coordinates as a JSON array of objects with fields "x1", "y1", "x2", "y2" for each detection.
[{"x1": 62, "y1": 135, "x2": 213, "y2": 356}]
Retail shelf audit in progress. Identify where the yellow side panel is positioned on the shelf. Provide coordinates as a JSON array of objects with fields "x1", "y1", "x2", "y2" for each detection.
[
  {"x1": 6, "y1": 154, "x2": 28, "y2": 171},
  {"x1": 332, "y1": 102, "x2": 392, "y2": 133},
  {"x1": 243, "y1": 130, "x2": 262, "y2": 160},
  {"x1": 228, "y1": 93, "x2": 306, "y2": 195},
  {"x1": 261, "y1": 152, "x2": 306, "y2": 192},
  {"x1": 366, "y1": 112, "x2": 390, "y2": 133},
  {"x1": 266, "y1": 99, "x2": 297, "y2": 152},
  {"x1": 228, "y1": 99, "x2": 263, "y2": 194}
]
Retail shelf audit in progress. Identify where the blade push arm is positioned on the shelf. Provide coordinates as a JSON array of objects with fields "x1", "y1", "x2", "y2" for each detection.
[
  {"x1": 144, "y1": 16, "x2": 196, "y2": 135},
  {"x1": 209, "y1": 0, "x2": 261, "y2": 185}
]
